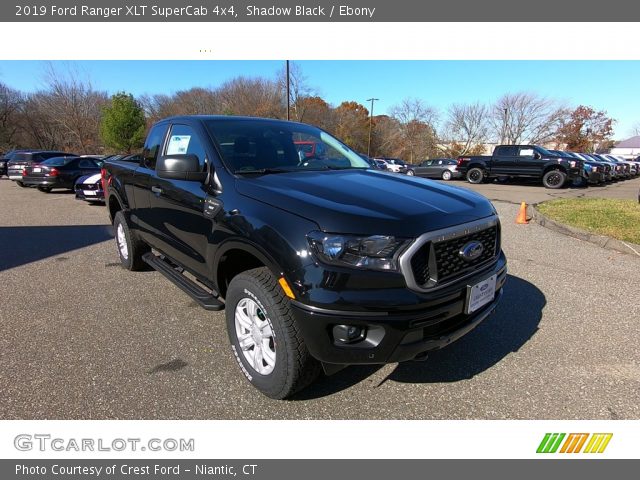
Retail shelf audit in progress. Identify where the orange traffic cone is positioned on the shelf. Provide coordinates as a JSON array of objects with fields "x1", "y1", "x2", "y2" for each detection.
[{"x1": 516, "y1": 201, "x2": 529, "y2": 224}]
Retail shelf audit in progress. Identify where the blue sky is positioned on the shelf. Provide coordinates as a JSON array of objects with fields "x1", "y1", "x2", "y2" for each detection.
[{"x1": 1, "y1": 60, "x2": 638, "y2": 138}]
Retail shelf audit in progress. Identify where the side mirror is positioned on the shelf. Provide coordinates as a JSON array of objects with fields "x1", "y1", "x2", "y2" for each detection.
[
  {"x1": 157, "y1": 154, "x2": 207, "y2": 182},
  {"x1": 533, "y1": 152, "x2": 542, "y2": 159}
]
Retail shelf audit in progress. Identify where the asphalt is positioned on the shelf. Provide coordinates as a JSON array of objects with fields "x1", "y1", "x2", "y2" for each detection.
[{"x1": 1, "y1": 177, "x2": 639, "y2": 419}]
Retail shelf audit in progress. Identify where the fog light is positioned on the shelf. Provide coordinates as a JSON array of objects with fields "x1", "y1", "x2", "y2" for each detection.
[{"x1": 333, "y1": 324, "x2": 366, "y2": 344}]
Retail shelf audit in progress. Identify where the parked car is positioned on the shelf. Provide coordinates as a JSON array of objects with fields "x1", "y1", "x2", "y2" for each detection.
[
  {"x1": 74, "y1": 172, "x2": 104, "y2": 203},
  {"x1": 549, "y1": 150, "x2": 606, "y2": 185},
  {"x1": 0, "y1": 152, "x2": 13, "y2": 176},
  {"x1": 407, "y1": 158, "x2": 461, "y2": 180},
  {"x1": 587, "y1": 154, "x2": 630, "y2": 178},
  {"x1": 571, "y1": 153, "x2": 620, "y2": 181},
  {"x1": 7, "y1": 150, "x2": 73, "y2": 187},
  {"x1": 103, "y1": 115, "x2": 506, "y2": 399},
  {"x1": 373, "y1": 157, "x2": 407, "y2": 174},
  {"x1": 457, "y1": 145, "x2": 583, "y2": 189},
  {"x1": 371, "y1": 158, "x2": 388, "y2": 170},
  {"x1": 358, "y1": 153, "x2": 385, "y2": 170},
  {"x1": 599, "y1": 154, "x2": 638, "y2": 176},
  {"x1": 22, "y1": 156, "x2": 102, "y2": 192}
]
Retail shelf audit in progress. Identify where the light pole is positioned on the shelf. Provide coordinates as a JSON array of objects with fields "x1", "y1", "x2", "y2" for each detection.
[
  {"x1": 367, "y1": 97, "x2": 378, "y2": 157},
  {"x1": 286, "y1": 60, "x2": 290, "y2": 121}
]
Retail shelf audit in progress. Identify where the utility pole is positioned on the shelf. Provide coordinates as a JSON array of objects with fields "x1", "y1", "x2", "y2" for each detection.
[
  {"x1": 503, "y1": 107, "x2": 509, "y2": 144},
  {"x1": 286, "y1": 60, "x2": 290, "y2": 121},
  {"x1": 367, "y1": 97, "x2": 378, "y2": 157}
]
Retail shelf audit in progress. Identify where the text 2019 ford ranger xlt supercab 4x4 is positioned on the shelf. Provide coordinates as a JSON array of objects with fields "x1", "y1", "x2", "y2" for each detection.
[{"x1": 103, "y1": 116, "x2": 507, "y2": 399}]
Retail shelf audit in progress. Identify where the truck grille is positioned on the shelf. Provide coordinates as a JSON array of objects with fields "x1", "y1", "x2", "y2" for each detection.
[
  {"x1": 433, "y1": 226, "x2": 497, "y2": 283},
  {"x1": 402, "y1": 218, "x2": 499, "y2": 291}
]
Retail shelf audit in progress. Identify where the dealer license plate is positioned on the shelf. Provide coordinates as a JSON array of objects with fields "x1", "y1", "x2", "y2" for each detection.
[
  {"x1": 83, "y1": 190, "x2": 96, "y2": 196},
  {"x1": 465, "y1": 274, "x2": 497, "y2": 314},
  {"x1": 33, "y1": 167, "x2": 41, "y2": 173}
]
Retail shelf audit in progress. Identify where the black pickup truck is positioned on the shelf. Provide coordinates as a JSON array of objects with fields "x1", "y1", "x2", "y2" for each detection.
[
  {"x1": 103, "y1": 115, "x2": 507, "y2": 399},
  {"x1": 457, "y1": 145, "x2": 584, "y2": 189}
]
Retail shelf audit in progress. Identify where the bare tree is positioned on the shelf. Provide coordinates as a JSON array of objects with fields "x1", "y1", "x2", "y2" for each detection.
[
  {"x1": 217, "y1": 77, "x2": 283, "y2": 118},
  {"x1": 631, "y1": 122, "x2": 640, "y2": 137},
  {"x1": 389, "y1": 98, "x2": 439, "y2": 162},
  {"x1": 0, "y1": 82, "x2": 23, "y2": 149},
  {"x1": 490, "y1": 92, "x2": 568, "y2": 145},
  {"x1": 444, "y1": 102, "x2": 489, "y2": 156},
  {"x1": 38, "y1": 64, "x2": 108, "y2": 152},
  {"x1": 277, "y1": 62, "x2": 316, "y2": 121}
]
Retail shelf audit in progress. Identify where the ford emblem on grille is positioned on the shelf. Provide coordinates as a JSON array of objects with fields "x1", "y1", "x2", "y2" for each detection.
[{"x1": 459, "y1": 241, "x2": 484, "y2": 262}]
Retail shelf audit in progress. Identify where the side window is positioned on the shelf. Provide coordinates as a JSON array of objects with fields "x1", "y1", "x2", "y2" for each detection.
[
  {"x1": 519, "y1": 148, "x2": 534, "y2": 157},
  {"x1": 496, "y1": 146, "x2": 517, "y2": 156},
  {"x1": 78, "y1": 159, "x2": 97, "y2": 168},
  {"x1": 166, "y1": 124, "x2": 207, "y2": 170},
  {"x1": 142, "y1": 124, "x2": 168, "y2": 170}
]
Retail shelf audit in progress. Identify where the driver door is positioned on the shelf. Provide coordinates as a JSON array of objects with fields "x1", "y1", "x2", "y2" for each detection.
[{"x1": 147, "y1": 123, "x2": 216, "y2": 278}]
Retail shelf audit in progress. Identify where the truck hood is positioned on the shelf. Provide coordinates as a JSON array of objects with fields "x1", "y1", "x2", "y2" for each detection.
[{"x1": 235, "y1": 170, "x2": 496, "y2": 237}]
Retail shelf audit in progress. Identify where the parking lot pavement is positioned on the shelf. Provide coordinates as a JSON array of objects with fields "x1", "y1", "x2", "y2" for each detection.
[
  {"x1": 1, "y1": 177, "x2": 639, "y2": 420},
  {"x1": 456, "y1": 176, "x2": 640, "y2": 204}
]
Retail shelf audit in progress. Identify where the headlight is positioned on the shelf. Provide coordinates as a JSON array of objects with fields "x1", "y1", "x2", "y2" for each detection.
[{"x1": 307, "y1": 231, "x2": 409, "y2": 271}]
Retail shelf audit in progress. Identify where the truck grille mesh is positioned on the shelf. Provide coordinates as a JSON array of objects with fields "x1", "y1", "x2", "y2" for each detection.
[{"x1": 409, "y1": 225, "x2": 498, "y2": 288}]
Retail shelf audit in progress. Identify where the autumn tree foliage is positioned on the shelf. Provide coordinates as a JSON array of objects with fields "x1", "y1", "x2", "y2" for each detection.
[
  {"x1": 332, "y1": 101, "x2": 370, "y2": 153},
  {"x1": 556, "y1": 105, "x2": 614, "y2": 152}
]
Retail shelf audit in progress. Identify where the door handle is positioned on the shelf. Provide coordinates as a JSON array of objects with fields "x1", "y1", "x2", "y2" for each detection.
[{"x1": 151, "y1": 186, "x2": 162, "y2": 194}]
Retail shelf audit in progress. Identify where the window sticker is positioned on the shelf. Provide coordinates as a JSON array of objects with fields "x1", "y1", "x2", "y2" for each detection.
[
  {"x1": 167, "y1": 135, "x2": 191, "y2": 155},
  {"x1": 519, "y1": 148, "x2": 534, "y2": 156}
]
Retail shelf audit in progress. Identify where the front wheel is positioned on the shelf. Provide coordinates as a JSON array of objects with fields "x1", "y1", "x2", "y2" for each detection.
[
  {"x1": 406, "y1": 169, "x2": 415, "y2": 176},
  {"x1": 466, "y1": 167, "x2": 484, "y2": 184},
  {"x1": 542, "y1": 170, "x2": 567, "y2": 189},
  {"x1": 226, "y1": 267, "x2": 321, "y2": 399},
  {"x1": 37, "y1": 186, "x2": 52, "y2": 193}
]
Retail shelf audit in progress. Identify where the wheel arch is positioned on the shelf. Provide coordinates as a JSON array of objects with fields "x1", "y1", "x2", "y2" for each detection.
[{"x1": 214, "y1": 241, "x2": 284, "y2": 300}]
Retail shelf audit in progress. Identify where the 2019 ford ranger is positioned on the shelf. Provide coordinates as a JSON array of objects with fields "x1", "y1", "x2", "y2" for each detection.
[{"x1": 103, "y1": 115, "x2": 507, "y2": 399}]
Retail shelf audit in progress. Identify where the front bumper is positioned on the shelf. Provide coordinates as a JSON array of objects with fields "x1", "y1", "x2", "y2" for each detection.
[
  {"x1": 586, "y1": 170, "x2": 604, "y2": 184},
  {"x1": 75, "y1": 185, "x2": 105, "y2": 201},
  {"x1": 291, "y1": 254, "x2": 507, "y2": 365}
]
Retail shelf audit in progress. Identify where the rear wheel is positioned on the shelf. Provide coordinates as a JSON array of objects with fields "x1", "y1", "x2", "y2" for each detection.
[
  {"x1": 37, "y1": 186, "x2": 52, "y2": 193},
  {"x1": 542, "y1": 170, "x2": 567, "y2": 189},
  {"x1": 113, "y1": 211, "x2": 149, "y2": 271},
  {"x1": 16, "y1": 181, "x2": 26, "y2": 188},
  {"x1": 441, "y1": 170, "x2": 452, "y2": 181},
  {"x1": 225, "y1": 267, "x2": 321, "y2": 399},
  {"x1": 466, "y1": 167, "x2": 484, "y2": 184}
]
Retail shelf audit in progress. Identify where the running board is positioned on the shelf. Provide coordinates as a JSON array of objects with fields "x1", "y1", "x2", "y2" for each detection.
[{"x1": 142, "y1": 252, "x2": 224, "y2": 311}]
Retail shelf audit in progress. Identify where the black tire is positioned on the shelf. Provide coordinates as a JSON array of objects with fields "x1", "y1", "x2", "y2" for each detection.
[
  {"x1": 406, "y1": 169, "x2": 415, "y2": 176},
  {"x1": 542, "y1": 169, "x2": 567, "y2": 189},
  {"x1": 113, "y1": 210, "x2": 149, "y2": 271},
  {"x1": 37, "y1": 186, "x2": 52, "y2": 193},
  {"x1": 16, "y1": 181, "x2": 26, "y2": 188},
  {"x1": 225, "y1": 267, "x2": 321, "y2": 399},
  {"x1": 441, "y1": 170, "x2": 452, "y2": 181},
  {"x1": 466, "y1": 167, "x2": 484, "y2": 184}
]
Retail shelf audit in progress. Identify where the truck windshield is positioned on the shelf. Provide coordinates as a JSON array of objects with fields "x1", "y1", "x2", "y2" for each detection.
[
  {"x1": 204, "y1": 119, "x2": 369, "y2": 173},
  {"x1": 536, "y1": 146, "x2": 555, "y2": 157}
]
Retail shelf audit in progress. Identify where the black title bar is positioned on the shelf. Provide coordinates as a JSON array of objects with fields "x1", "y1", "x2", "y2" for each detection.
[{"x1": 7, "y1": 0, "x2": 640, "y2": 21}]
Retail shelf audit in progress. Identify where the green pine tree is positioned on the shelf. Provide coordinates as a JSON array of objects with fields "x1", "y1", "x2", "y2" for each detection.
[{"x1": 100, "y1": 92, "x2": 146, "y2": 153}]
